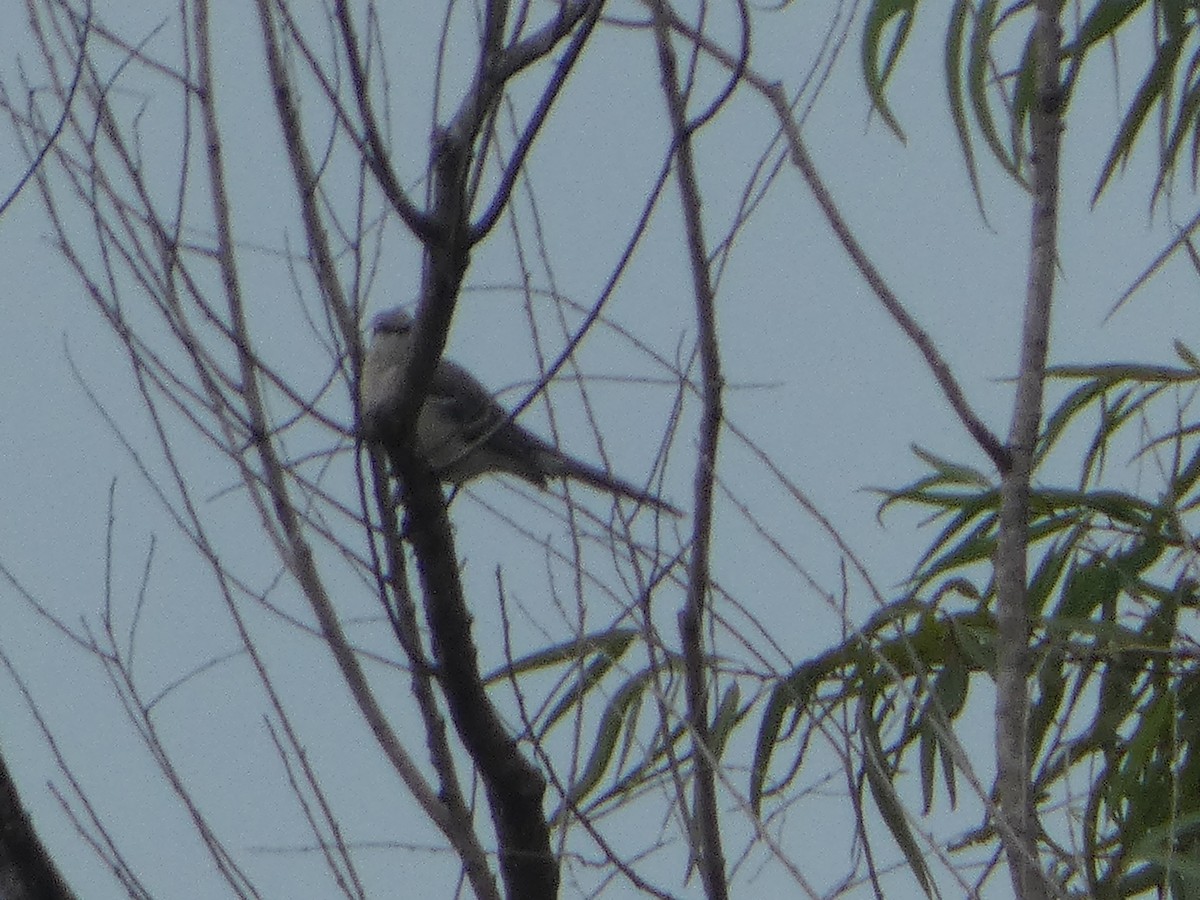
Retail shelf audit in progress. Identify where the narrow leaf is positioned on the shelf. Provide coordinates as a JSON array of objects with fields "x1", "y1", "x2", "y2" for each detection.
[{"x1": 861, "y1": 0, "x2": 918, "y2": 140}]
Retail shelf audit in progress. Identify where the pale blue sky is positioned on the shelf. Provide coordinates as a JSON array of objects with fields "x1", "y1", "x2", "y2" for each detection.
[{"x1": 0, "y1": 3, "x2": 1192, "y2": 898}]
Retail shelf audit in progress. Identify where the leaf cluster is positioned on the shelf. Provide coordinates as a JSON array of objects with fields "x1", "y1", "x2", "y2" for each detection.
[
  {"x1": 750, "y1": 348, "x2": 1200, "y2": 896},
  {"x1": 866, "y1": 1, "x2": 1200, "y2": 208},
  {"x1": 489, "y1": 628, "x2": 744, "y2": 826}
]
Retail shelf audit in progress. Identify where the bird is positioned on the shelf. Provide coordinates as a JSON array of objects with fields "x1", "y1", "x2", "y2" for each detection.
[{"x1": 359, "y1": 307, "x2": 681, "y2": 517}]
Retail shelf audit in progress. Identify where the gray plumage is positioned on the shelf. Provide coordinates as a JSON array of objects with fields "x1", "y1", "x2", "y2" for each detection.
[{"x1": 360, "y1": 307, "x2": 680, "y2": 516}]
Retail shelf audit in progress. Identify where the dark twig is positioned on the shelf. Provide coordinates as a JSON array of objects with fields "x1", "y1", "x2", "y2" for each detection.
[{"x1": 650, "y1": 3, "x2": 731, "y2": 898}]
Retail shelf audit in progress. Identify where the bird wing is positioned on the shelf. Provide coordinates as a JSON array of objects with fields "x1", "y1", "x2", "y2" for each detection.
[
  {"x1": 427, "y1": 362, "x2": 679, "y2": 514},
  {"x1": 420, "y1": 360, "x2": 549, "y2": 485}
]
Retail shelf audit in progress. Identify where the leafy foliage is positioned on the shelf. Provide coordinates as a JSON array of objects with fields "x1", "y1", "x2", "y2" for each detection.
[
  {"x1": 864, "y1": 1, "x2": 1200, "y2": 207},
  {"x1": 750, "y1": 346, "x2": 1200, "y2": 896},
  {"x1": 488, "y1": 627, "x2": 749, "y2": 825}
]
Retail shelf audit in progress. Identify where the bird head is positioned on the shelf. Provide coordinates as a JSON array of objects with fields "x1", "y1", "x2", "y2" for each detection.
[{"x1": 371, "y1": 306, "x2": 414, "y2": 335}]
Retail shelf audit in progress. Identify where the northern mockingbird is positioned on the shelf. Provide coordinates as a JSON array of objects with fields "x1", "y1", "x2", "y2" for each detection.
[{"x1": 360, "y1": 307, "x2": 681, "y2": 516}]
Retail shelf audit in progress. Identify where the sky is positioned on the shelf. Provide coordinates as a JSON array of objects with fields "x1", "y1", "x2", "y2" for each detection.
[{"x1": 0, "y1": 1, "x2": 1195, "y2": 898}]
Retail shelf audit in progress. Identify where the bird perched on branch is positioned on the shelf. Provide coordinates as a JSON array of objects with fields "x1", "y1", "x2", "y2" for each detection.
[{"x1": 360, "y1": 307, "x2": 681, "y2": 517}]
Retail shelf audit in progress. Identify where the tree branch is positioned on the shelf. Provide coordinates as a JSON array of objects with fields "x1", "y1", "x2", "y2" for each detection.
[
  {"x1": 392, "y1": 442, "x2": 557, "y2": 899},
  {"x1": 994, "y1": 4, "x2": 1063, "y2": 899},
  {"x1": 651, "y1": 4, "x2": 729, "y2": 898}
]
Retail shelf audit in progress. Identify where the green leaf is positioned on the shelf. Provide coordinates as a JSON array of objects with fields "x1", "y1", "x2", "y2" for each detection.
[
  {"x1": 561, "y1": 672, "x2": 650, "y2": 808},
  {"x1": 933, "y1": 652, "x2": 969, "y2": 719},
  {"x1": 947, "y1": 614, "x2": 996, "y2": 673},
  {"x1": 938, "y1": 733, "x2": 958, "y2": 810},
  {"x1": 1176, "y1": 339, "x2": 1200, "y2": 371},
  {"x1": 1027, "y1": 530, "x2": 1080, "y2": 618},
  {"x1": 1029, "y1": 645, "x2": 1067, "y2": 763},
  {"x1": 1034, "y1": 487, "x2": 1155, "y2": 529},
  {"x1": 1094, "y1": 33, "x2": 1186, "y2": 203},
  {"x1": 966, "y1": 0, "x2": 1024, "y2": 183},
  {"x1": 1046, "y1": 361, "x2": 1195, "y2": 382},
  {"x1": 540, "y1": 654, "x2": 623, "y2": 734},
  {"x1": 1010, "y1": 31, "x2": 1037, "y2": 171},
  {"x1": 1064, "y1": 0, "x2": 1146, "y2": 58},
  {"x1": 1039, "y1": 377, "x2": 1120, "y2": 464},
  {"x1": 484, "y1": 627, "x2": 636, "y2": 682},
  {"x1": 862, "y1": 0, "x2": 918, "y2": 141},
  {"x1": 1113, "y1": 692, "x2": 1174, "y2": 832},
  {"x1": 917, "y1": 510, "x2": 999, "y2": 578},
  {"x1": 1049, "y1": 549, "x2": 1148, "y2": 622},
  {"x1": 919, "y1": 728, "x2": 936, "y2": 814},
  {"x1": 751, "y1": 667, "x2": 819, "y2": 813},
  {"x1": 710, "y1": 683, "x2": 742, "y2": 760},
  {"x1": 861, "y1": 700, "x2": 934, "y2": 896},
  {"x1": 1163, "y1": 0, "x2": 1187, "y2": 38},
  {"x1": 1127, "y1": 829, "x2": 1200, "y2": 890},
  {"x1": 945, "y1": 0, "x2": 987, "y2": 214},
  {"x1": 909, "y1": 444, "x2": 993, "y2": 486},
  {"x1": 1152, "y1": 45, "x2": 1200, "y2": 203}
]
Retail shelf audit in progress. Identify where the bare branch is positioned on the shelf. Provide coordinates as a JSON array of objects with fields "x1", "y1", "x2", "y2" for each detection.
[
  {"x1": 650, "y1": 3, "x2": 729, "y2": 897},
  {"x1": 993, "y1": 4, "x2": 1064, "y2": 899}
]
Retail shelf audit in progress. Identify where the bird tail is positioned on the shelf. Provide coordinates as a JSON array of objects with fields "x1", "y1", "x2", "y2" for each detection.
[{"x1": 541, "y1": 452, "x2": 681, "y2": 517}]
